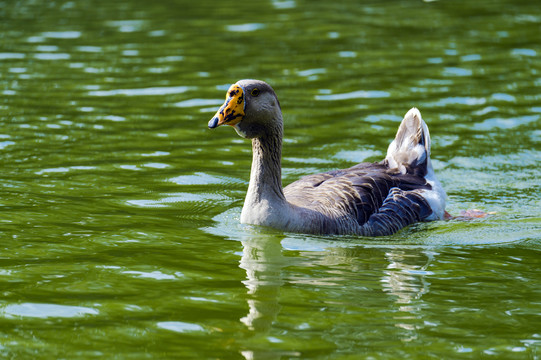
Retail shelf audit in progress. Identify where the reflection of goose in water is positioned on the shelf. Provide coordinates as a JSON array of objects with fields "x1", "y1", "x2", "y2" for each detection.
[
  {"x1": 239, "y1": 237, "x2": 285, "y2": 332},
  {"x1": 236, "y1": 235, "x2": 439, "y2": 358},
  {"x1": 380, "y1": 248, "x2": 435, "y2": 341},
  {"x1": 206, "y1": 210, "x2": 440, "y2": 358},
  {"x1": 239, "y1": 235, "x2": 301, "y2": 360}
]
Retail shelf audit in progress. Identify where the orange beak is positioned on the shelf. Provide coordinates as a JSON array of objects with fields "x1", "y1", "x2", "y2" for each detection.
[{"x1": 208, "y1": 84, "x2": 245, "y2": 129}]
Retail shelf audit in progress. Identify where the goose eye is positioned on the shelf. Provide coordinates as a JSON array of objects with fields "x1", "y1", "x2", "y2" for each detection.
[{"x1": 250, "y1": 88, "x2": 260, "y2": 97}]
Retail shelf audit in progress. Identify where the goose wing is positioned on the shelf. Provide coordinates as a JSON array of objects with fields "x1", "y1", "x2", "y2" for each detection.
[{"x1": 284, "y1": 162, "x2": 432, "y2": 232}]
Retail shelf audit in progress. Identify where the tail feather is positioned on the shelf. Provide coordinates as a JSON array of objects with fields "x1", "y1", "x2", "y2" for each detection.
[
  {"x1": 384, "y1": 108, "x2": 447, "y2": 221},
  {"x1": 385, "y1": 108, "x2": 430, "y2": 176}
]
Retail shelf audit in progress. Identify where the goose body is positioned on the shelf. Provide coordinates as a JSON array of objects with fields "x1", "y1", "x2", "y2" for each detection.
[{"x1": 208, "y1": 80, "x2": 446, "y2": 236}]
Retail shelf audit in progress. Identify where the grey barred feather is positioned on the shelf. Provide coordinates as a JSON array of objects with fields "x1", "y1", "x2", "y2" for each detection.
[
  {"x1": 284, "y1": 162, "x2": 433, "y2": 235},
  {"x1": 364, "y1": 188, "x2": 431, "y2": 236}
]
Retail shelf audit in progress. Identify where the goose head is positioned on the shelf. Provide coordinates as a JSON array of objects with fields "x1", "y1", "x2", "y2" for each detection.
[{"x1": 208, "y1": 79, "x2": 282, "y2": 139}]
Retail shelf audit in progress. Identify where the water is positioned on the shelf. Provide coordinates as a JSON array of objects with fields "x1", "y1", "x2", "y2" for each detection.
[{"x1": 1, "y1": 0, "x2": 540, "y2": 358}]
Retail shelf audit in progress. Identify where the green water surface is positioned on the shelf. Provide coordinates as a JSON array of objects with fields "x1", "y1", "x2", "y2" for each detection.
[{"x1": 1, "y1": 0, "x2": 540, "y2": 359}]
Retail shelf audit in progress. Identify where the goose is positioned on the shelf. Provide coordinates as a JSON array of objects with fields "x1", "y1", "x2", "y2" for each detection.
[{"x1": 208, "y1": 79, "x2": 446, "y2": 236}]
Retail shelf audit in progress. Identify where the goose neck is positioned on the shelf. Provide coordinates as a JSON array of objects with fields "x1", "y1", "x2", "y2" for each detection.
[{"x1": 248, "y1": 131, "x2": 285, "y2": 202}]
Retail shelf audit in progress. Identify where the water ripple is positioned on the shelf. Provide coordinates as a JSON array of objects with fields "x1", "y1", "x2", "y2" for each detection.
[
  {"x1": 106, "y1": 20, "x2": 147, "y2": 33},
  {"x1": 315, "y1": 90, "x2": 390, "y2": 101},
  {"x1": 41, "y1": 31, "x2": 82, "y2": 39},
  {"x1": 442, "y1": 67, "x2": 473, "y2": 77},
  {"x1": 0, "y1": 52, "x2": 25, "y2": 59},
  {"x1": 430, "y1": 96, "x2": 486, "y2": 107},
  {"x1": 174, "y1": 98, "x2": 223, "y2": 108},
  {"x1": 226, "y1": 23, "x2": 265, "y2": 32},
  {"x1": 473, "y1": 115, "x2": 539, "y2": 130},
  {"x1": 157, "y1": 321, "x2": 206, "y2": 333},
  {"x1": 34, "y1": 53, "x2": 71, "y2": 60},
  {"x1": 1, "y1": 303, "x2": 98, "y2": 319},
  {"x1": 123, "y1": 270, "x2": 182, "y2": 280},
  {"x1": 88, "y1": 86, "x2": 191, "y2": 96},
  {"x1": 169, "y1": 172, "x2": 245, "y2": 185},
  {"x1": 0, "y1": 140, "x2": 15, "y2": 149},
  {"x1": 127, "y1": 192, "x2": 231, "y2": 208},
  {"x1": 511, "y1": 48, "x2": 537, "y2": 57}
]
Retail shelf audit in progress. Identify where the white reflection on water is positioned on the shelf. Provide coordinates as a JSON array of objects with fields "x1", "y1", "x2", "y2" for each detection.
[
  {"x1": 315, "y1": 89, "x2": 390, "y2": 101},
  {"x1": 157, "y1": 321, "x2": 205, "y2": 333},
  {"x1": 238, "y1": 235, "x2": 302, "y2": 360},
  {"x1": 0, "y1": 53, "x2": 26, "y2": 59},
  {"x1": 34, "y1": 53, "x2": 71, "y2": 60},
  {"x1": 174, "y1": 98, "x2": 224, "y2": 108},
  {"x1": 127, "y1": 192, "x2": 230, "y2": 208},
  {"x1": 239, "y1": 236, "x2": 285, "y2": 333},
  {"x1": 123, "y1": 270, "x2": 182, "y2": 280},
  {"x1": 511, "y1": 48, "x2": 537, "y2": 57},
  {"x1": 88, "y1": 86, "x2": 191, "y2": 97},
  {"x1": 271, "y1": 0, "x2": 296, "y2": 9},
  {"x1": 106, "y1": 20, "x2": 147, "y2": 33},
  {"x1": 226, "y1": 23, "x2": 266, "y2": 32},
  {"x1": 1, "y1": 303, "x2": 98, "y2": 318},
  {"x1": 35, "y1": 166, "x2": 96, "y2": 176},
  {"x1": 381, "y1": 249, "x2": 435, "y2": 341},
  {"x1": 169, "y1": 172, "x2": 245, "y2": 186},
  {"x1": 236, "y1": 234, "x2": 439, "y2": 356},
  {"x1": 41, "y1": 31, "x2": 82, "y2": 39}
]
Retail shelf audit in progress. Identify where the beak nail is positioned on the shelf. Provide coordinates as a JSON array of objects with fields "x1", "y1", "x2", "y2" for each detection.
[{"x1": 208, "y1": 116, "x2": 219, "y2": 129}]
